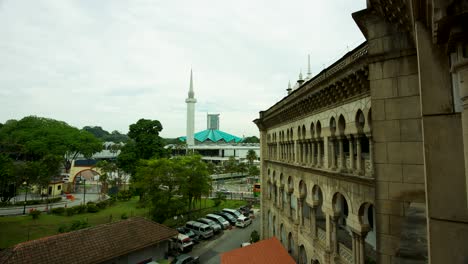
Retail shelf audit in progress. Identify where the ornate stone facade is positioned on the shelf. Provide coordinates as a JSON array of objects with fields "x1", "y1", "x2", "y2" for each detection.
[{"x1": 255, "y1": 1, "x2": 468, "y2": 263}]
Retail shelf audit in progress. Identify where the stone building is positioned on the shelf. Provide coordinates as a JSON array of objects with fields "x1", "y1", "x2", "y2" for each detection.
[{"x1": 254, "y1": 1, "x2": 468, "y2": 263}]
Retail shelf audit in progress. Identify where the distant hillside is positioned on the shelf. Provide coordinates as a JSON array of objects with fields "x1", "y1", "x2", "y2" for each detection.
[{"x1": 82, "y1": 126, "x2": 129, "y2": 143}]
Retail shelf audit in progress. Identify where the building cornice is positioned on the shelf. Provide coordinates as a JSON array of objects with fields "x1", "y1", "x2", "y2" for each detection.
[{"x1": 265, "y1": 159, "x2": 375, "y2": 187}]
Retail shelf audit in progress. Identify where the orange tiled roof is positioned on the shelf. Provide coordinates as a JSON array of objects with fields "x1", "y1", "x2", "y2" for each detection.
[
  {"x1": 221, "y1": 237, "x2": 295, "y2": 264},
  {"x1": 0, "y1": 217, "x2": 177, "y2": 264}
]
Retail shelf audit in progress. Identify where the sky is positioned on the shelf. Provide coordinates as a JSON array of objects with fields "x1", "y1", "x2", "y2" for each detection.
[{"x1": 0, "y1": 0, "x2": 366, "y2": 138}]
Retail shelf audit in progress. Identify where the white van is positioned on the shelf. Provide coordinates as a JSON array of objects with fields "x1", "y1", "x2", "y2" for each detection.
[
  {"x1": 185, "y1": 221, "x2": 213, "y2": 239},
  {"x1": 171, "y1": 234, "x2": 194, "y2": 252},
  {"x1": 223, "y1": 208, "x2": 242, "y2": 219},
  {"x1": 206, "y1": 214, "x2": 230, "y2": 229},
  {"x1": 235, "y1": 215, "x2": 252, "y2": 228}
]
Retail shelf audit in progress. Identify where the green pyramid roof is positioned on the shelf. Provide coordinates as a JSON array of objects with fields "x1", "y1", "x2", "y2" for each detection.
[{"x1": 179, "y1": 129, "x2": 242, "y2": 143}]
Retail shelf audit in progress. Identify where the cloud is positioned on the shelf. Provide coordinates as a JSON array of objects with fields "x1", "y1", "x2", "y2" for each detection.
[{"x1": 0, "y1": 0, "x2": 366, "y2": 137}]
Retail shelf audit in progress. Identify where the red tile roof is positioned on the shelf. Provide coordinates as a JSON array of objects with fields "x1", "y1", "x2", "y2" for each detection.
[
  {"x1": 0, "y1": 217, "x2": 177, "y2": 264},
  {"x1": 221, "y1": 237, "x2": 296, "y2": 264}
]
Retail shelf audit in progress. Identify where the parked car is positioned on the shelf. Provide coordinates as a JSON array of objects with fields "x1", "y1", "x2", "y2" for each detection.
[
  {"x1": 171, "y1": 234, "x2": 194, "y2": 252},
  {"x1": 176, "y1": 227, "x2": 199, "y2": 243},
  {"x1": 238, "y1": 206, "x2": 252, "y2": 217},
  {"x1": 222, "y1": 208, "x2": 243, "y2": 219},
  {"x1": 206, "y1": 213, "x2": 230, "y2": 229},
  {"x1": 213, "y1": 211, "x2": 237, "y2": 225},
  {"x1": 171, "y1": 254, "x2": 199, "y2": 264},
  {"x1": 196, "y1": 218, "x2": 222, "y2": 233},
  {"x1": 235, "y1": 215, "x2": 252, "y2": 228},
  {"x1": 185, "y1": 221, "x2": 213, "y2": 239}
]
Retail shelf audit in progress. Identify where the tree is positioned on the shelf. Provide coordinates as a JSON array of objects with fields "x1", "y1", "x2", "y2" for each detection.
[
  {"x1": 246, "y1": 150, "x2": 258, "y2": 167},
  {"x1": 178, "y1": 155, "x2": 211, "y2": 212},
  {"x1": 237, "y1": 162, "x2": 247, "y2": 177},
  {"x1": 135, "y1": 158, "x2": 185, "y2": 223},
  {"x1": 0, "y1": 154, "x2": 17, "y2": 202},
  {"x1": 224, "y1": 156, "x2": 238, "y2": 176},
  {"x1": 248, "y1": 166, "x2": 260, "y2": 179},
  {"x1": 242, "y1": 136, "x2": 260, "y2": 143},
  {"x1": 118, "y1": 119, "x2": 167, "y2": 175},
  {"x1": 0, "y1": 116, "x2": 102, "y2": 173},
  {"x1": 134, "y1": 154, "x2": 212, "y2": 222},
  {"x1": 127, "y1": 119, "x2": 166, "y2": 160}
]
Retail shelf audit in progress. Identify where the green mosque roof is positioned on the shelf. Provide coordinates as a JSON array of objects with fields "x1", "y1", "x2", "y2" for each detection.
[{"x1": 179, "y1": 129, "x2": 242, "y2": 143}]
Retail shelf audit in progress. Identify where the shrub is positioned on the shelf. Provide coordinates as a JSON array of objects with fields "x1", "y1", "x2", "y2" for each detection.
[
  {"x1": 121, "y1": 213, "x2": 128, "y2": 220},
  {"x1": 86, "y1": 201, "x2": 95, "y2": 206},
  {"x1": 87, "y1": 204, "x2": 99, "y2": 213},
  {"x1": 0, "y1": 201, "x2": 12, "y2": 207},
  {"x1": 58, "y1": 224, "x2": 67, "y2": 233},
  {"x1": 72, "y1": 205, "x2": 87, "y2": 214},
  {"x1": 46, "y1": 197, "x2": 62, "y2": 203},
  {"x1": 69, "y1": 220, "x2": 91, "y2": 231},
  {"x1": 65, "y1": 207, "x2": 75, "y2": 216},
  {"x1": 117, "y1": 190, "x2": 132, "y2": 201},
  {"x1": 96, "y1": 201, "x2": 108, "y2": 209},
  {"x1": 29, "y1": 209, "x2": 41, "y2": 220},
  {"x1": 108, "y1": 197, "x2": 116, "y2": 205},
  {"x1": 250, "y1": 230, "x2": 260, "y2": 243},
  {"x1": 51, "y1": 207, "x2": 65, "y2": 215}
]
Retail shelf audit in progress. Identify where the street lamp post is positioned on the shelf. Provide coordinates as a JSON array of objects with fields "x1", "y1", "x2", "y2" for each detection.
[
  {"x1": 83, "y1": 178, "x2": 86, "y2": 204},
  {"x1": 22, "y1": 181, "x2": 28, "y2": 215}
]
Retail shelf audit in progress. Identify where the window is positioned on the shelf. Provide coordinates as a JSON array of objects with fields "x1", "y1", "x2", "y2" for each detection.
[{"x1": 57, "y1": 185, "x2": 61, "y2": 190}]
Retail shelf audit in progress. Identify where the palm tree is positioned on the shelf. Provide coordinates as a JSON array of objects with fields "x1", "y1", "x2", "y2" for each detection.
[{"x1": 246, "y1": 150, "x2": 258, "y2": 167}]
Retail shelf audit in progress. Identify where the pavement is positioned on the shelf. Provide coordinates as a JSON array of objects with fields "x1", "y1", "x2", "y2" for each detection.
[{"x1": 0, "y1": 193, "x2": 102, "y2": 216}]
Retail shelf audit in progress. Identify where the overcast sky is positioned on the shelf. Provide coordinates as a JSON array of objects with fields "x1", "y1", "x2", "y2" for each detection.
[{"x1": 0, "y1": 0, "x2": 366, "y2": 138}]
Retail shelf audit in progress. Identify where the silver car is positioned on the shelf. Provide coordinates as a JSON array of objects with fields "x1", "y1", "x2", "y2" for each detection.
[{"x1": 196, "y1": 218, "x2": 222, "y2": 233}]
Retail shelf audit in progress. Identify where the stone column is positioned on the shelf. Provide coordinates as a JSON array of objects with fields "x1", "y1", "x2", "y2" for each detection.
[
  {"x1": 338, "y1": 136, "x2": 344, "y2": 170},
  {"x1": 367, "y1": 133, "x2": 374, "y2": 176},
  {"x1": 311, "y1": 140, "x2": 316, "y2": 166},
  {"x1": 301, "y1": 140, "x2": 307, "y2": 164},
  {"x1": 298, "y1": 198, "x2": 304, "y2": 225},
  {"x1": 330, "y1": 137, "x2": 337, "y2": 170},
  {"x1": 326, "y1": 214, "x2": 339, "y2": 254},
  {"x1": 352, "y1": 231, "x2": 368, "y2": 264},
  {"x1": 310, "y1": 205, "x2": 317, "y2": 237},
  {"x1": 352, "y1": 232, "x2": 358, "y2": 264},
  {"x1": 355, "y1": 135, "x2": 362, "y2": 174},
  {"x1": 317, "y1": 139, "x2": 322, "y2": 167},
  {"x1": 279, "y1": 187, "x2": 284, "y2": 210},
  {"x1": 348, "y1": 135, "x2": 354, "y2": 171}
]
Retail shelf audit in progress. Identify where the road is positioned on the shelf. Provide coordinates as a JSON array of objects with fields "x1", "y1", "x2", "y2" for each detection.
[
  {"x1": 190, "y1": 210, "x2": 260, "y2": 264},
  {"x1": 0, "y1": 193, "x2": 102, "y2": 216}
]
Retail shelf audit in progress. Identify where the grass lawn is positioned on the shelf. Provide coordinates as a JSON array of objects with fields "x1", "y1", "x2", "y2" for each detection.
[
  {"x1": 0, "y1": 197, "x2": 248, "y2": 249},
  {"x1": 0, "y1": 197, "x2": 148, "y2": 249}
]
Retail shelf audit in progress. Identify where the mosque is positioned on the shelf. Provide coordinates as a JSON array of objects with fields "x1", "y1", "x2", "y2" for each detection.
[{"x1": 178, "y1": 70, "x2": 259, "y2": 163}]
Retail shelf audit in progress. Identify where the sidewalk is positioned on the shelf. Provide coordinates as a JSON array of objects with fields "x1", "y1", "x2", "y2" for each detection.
[{"x1": 0, "y1": 193, "x2": 102, "y2": 216}]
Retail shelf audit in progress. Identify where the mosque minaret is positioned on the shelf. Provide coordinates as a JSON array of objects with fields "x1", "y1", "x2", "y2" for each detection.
[{"x1": 185, "y1": 69, "x2": 196, "y2": 146}]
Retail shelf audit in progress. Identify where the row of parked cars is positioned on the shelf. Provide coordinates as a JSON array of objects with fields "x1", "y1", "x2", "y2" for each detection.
[{"x1": 171, "y1": 207, "x2": 254, "y2": 254}]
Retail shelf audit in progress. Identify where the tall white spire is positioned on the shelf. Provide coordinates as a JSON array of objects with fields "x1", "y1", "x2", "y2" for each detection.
[
  {"x1": 186, "y1": 69, "x2": 197, "y2": 147},
  {"x1": 307, "y1": 54, "x2": 312, "y2": 77},
  {"x1": 188, "y1": 69, "x2": 194, "y2": 99}
]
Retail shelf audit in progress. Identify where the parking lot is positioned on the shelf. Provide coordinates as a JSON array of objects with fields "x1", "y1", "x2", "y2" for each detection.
[{"x1": 177, "y1": 209, "x2": 260, "y2": 264}]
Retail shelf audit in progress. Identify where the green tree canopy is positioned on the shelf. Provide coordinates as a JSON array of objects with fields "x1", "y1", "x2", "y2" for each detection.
[
  {"x1": 246, "y1": 150, "x2": 258, "y2": 166},
  {"x1": 134, "y1": 154, "x2": 211, "y2": 223},
  {"x1": 0, "y1": 116, "x2": 102, "y2": 171},
  {"x1": 117, "y1": 119, "x2": 167, "y2": 175},
  {"x1": 242, "y1": 136, "x2": 260, "y2": 143}
]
